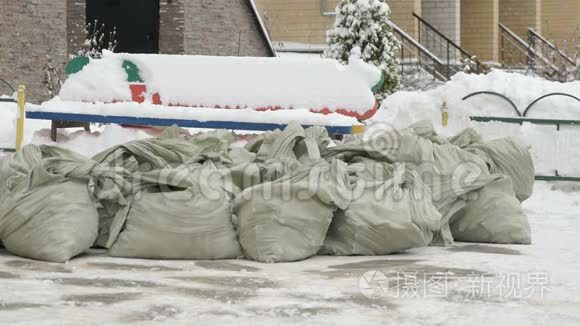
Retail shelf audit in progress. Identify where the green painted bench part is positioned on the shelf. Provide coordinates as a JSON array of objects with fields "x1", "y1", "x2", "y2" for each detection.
[
  {"x1": 65, "y1": 57, "x2": 143, "y2": 83},
  {"x1": 122, "y1": 60, "x2": 143, "y2": 83},
  {"x1": 66, "y1": 56, "x2": 90, "y2": 75},
  {"x1": 371, "y1": 73, "x2": 385, "y2": 94}
]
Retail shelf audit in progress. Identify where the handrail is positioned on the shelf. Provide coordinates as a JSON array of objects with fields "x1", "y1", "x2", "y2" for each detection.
[
  {"x1": 528, "y1": 28, "x2": 575, "y2": 66},
  {"x1": 389, "y1": 20, "x2": 448, "y2": 81},
  {"x1": 499, "y1": 23, "x2": 558, "y2": 72},
  {"x1": 499, "y1": 23, "x2": 529, "y2": 49},
  {"x1": 413, "y1": 12, "x2": 476, "y2": 61},
  {"x1": 388, "y1": 20, "x2": 444, "y2": 66}
]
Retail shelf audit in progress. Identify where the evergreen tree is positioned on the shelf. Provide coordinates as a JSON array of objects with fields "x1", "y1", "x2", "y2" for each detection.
[{"x1": 325, "y1": 0, "x2": 401, "y2": 99}]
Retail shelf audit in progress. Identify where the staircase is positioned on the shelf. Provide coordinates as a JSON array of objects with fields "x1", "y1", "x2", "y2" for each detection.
[
  {"x1": 387, "y1": 13, "x2": 486, "y2": 89},
  {"x1": 528, "y1": 28, "x2": 577, "y2": 81},
  {"x1": 388, "y1": 20, "x2": 447, "y2": 89},
  {"x1": 499, "y1": 23, "x2": 578, "y2": 81},
  {"x1": 413, "y1": 13, "x2": 484, "y2": 77}
]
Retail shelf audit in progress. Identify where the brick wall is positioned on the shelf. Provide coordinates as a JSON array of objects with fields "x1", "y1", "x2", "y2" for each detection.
[
  {"x1": 461, "y1": 0, "x2": 499, "y2": 61},
  {"x1": 67, "y1": 0, "x2": 86, "y2": 57},
  {"x1": 421, "y1": 0, "x2": 460, "y2": 43},
  {"x1": 184, "y1": 0, "x2": 272, "y2": 56},
  {"x1": 420, "y1": 0, "x2": 460, "y2": 59},
  {"x1": 159, "y1": 0, "x2": 185, "y2": 54},
  {"x1": 0, "y1": 0, "x2": 67, "y2": 102}
]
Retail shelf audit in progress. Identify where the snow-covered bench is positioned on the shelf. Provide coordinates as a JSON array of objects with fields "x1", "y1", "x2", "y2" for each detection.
[
  {"x1": 27, "y1": 101, "x2": 360, "y2": 141},
  {"x1": 35, "y1": 52, "x2": 381, "y2": 140}
]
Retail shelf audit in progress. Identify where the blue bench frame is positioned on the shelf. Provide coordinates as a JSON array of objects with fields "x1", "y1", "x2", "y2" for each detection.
[{"x1": 25, "y1": 111, "x2": 354, "y2": 137}]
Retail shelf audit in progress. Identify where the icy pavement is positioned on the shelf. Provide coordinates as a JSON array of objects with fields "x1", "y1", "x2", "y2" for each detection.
[{"x1": 0, "y1": 182, "x2": 579, "y2": 326}]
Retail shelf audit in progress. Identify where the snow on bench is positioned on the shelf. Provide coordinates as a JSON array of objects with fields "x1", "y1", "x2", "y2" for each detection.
[{"x1": 60, "y1": 51, "x2": 383, "y2": 120}]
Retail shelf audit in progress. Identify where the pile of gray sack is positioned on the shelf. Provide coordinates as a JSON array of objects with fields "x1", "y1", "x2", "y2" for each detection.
[{"x1": 0, "y1": 121, "x2": 534, "y2": 263}]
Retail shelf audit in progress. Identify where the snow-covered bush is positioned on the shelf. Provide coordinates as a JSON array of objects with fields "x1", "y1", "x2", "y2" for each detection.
[
  {"x1": 324, "y1": 0, "x2": 400, "y2": 99},
  {"x1": 69, "y1": 20, "x2": 118, "y2": 59},
  {"x1": 42, "y1": 54, "x2": 63, "y2": 98}
]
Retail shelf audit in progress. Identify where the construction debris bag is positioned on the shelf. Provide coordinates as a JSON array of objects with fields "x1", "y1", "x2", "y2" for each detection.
[
  {"x1": 0, "y1": 145, "x2": 125, "y2": 262},
  {"x1": 323, "y1": 121, "x2": 497, "y2": 246},
  {"x1": 447, "y1": 128, "x2": 483, "y2": 148},
  {"x1": 107, "y1": 161, "x2": 243, "y2": 260},
  {"x1": 234, "y1": 159, "x2": 351, "y2": 263},
  {"x1": 92, "y1": 127, "x2": 235, "y2": 247},
  {"x1": 466, "y1": 137, "x2": 534, "y2": 202},
  {"x1": 450, "y1": 175, "x2": 532, "y2": 244},
  {"x1": 322, "y1": 162, "x2": 442, "y2": 256},
  {"x1": 243, "y1": 123, "x2": 332, "y2": 182}
]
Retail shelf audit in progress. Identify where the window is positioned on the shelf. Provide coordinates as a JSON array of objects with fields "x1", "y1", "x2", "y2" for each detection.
[{"x1": 321, "y1": 0, "x2": 338, "y2": 16}]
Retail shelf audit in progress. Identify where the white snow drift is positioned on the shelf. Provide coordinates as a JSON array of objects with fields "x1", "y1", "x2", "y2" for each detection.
[{"x1": 371, "y1": 70, "x2": 580, "y2": 176}]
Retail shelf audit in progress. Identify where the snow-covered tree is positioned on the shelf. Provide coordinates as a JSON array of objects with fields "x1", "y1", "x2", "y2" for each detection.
[{"x1": 325, "y1": 0, "x2": 400, "y2": 99}]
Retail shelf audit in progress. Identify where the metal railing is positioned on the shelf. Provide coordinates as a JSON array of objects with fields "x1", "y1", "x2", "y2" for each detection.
[
  {"x1": 499, "y1": 23, "x2": 569, "y2": 81},
  {"x1": 389, "y1": 20, "x2": 447, "y2": 84},
  {"x1": 414, "y1": 13, "x2": 483, "y2": 77},
  {"x1": 528, "y1": 28, "x2": 577, "y2": 81},
  {"x1": 463, "y1": 91, "x2": 580, "y2": 182}
]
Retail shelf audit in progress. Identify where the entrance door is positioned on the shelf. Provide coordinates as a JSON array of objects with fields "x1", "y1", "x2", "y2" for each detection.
[{"x1": 86, "y1": 0, "x2": 160, "y2": 54}]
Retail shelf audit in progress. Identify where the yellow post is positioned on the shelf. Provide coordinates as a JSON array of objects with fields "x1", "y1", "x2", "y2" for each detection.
[
  {"x1": 15, "y1": 85, "x2": 26, "y2": 151},
  {"x1": 441, "y1": 101, "x2": 448, "y2": 128},
  {"x1": 352, "y1": 124, "x2": 365, "y2": 135}
]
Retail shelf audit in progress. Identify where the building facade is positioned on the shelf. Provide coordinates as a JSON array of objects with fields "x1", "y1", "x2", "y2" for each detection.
[
  {"x1": 256, "y1": 0, "x2": 580, "y2": 62},
  {"x1": 0, "y1": 0, "x2": 274, "y2": 102}
]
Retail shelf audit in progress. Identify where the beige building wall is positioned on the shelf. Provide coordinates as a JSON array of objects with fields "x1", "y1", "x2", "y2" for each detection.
[
  {"x1": 388, "y1": 0, "x2": 422, "y2": 39},
  {"x1": 541, "y1": 0, "x2": 580, "y2": 53},
  {"x1": 461, "y1": 0, "x2": 499, "y2": 61},
  {"x1": 255, "y1": 0, "x2": 340, "y2": 44},
  {"x1": 499, "y1": 0, "x2": 541, "y2": 39},
  {"x1": 255, "y1": 0, "x2": 420, "y2": 45}
]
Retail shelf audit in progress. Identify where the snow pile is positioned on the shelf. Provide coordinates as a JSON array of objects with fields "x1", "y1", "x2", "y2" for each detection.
[
  {"x1": 59, "y1": 51, "x2": 381, "y2": 115},
  {"x1": 371, "y1": 70, "x2": 580, "y2": 176},
  {"x1": 59, "y1": 56, "x2": 131, "y2": 103}
]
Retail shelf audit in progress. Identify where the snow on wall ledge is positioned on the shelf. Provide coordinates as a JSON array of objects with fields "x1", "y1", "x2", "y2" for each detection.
[
  {"x1": 370, "y1": 70, "x2": 580, "y2": 176},
  {"x1": 59, "y1": 51, "x2": 381, "y2": 117}
]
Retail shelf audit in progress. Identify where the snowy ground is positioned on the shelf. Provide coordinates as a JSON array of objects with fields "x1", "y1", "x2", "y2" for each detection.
[{"x1": 1, "y1": 182, "x2": 578, "y2": 325}]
